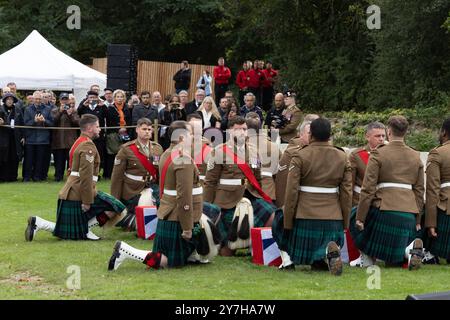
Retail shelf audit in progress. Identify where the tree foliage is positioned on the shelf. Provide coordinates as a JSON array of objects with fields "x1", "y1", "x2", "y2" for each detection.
[{"x1": 0, "y1": 0, "x2": 449, "y2": 111}]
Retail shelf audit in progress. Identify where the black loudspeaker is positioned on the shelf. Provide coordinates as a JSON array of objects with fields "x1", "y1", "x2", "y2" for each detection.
[
  {"x1": 406, "y1": 291, "x2": 450, "y2": 300},
  {"x1": 106, "y1": 44, "x2": 138, "y2": 93}
]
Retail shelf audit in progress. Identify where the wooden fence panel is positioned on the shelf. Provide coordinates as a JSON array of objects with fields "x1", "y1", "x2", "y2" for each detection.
[{"x1": 89, "y1": 58, "x2": 215, "y2": 101}]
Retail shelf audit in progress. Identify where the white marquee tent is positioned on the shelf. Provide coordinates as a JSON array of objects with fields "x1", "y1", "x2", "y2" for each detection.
[{"x1": 0, "y1": 30, "x2": 106, "y2": 103}]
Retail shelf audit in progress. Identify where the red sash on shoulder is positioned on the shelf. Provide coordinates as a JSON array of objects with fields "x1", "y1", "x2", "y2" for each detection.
[
  {"x1": 222, "y1": 144, "x2": 272, "y2": 204},
  {"x1": 68, "y1": 136, "x2": 89, "y2": 173},
  {"x1": 357, "y1": 149, "x2": 370, "y2": 165},
  {"x1": 159, "y1": 150, "x2": 197, "y2": 197},
  {"x1": 129, "y1": 144, "x2": 158, "y2": 181},
  {"x1": 194, "y1": 144, "x2": 212, "y2": 169}
]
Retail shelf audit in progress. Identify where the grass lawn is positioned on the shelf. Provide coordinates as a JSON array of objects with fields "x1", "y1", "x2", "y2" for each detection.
[{"x1": 0, "y1": 178, "x2": 449, "y2": 300}]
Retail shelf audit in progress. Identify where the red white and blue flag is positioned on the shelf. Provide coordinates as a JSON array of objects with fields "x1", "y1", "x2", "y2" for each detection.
[
  {"x1": 251, "y1": 227, "x2": 282, "y2": 267},
  {"x1": 136, "y1": 206, "x2": 157, "y2": 240}
]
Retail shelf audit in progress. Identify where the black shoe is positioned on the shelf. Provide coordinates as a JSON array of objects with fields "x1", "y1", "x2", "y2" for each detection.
[
  {"x1": 311, "y1": 260, "x2": 329, "y2": 271},
  {"x1": 25, "y1": 217, "x2": 36, "y2": 242},
  {"x1": 108, "y1": 241, "x2": 122, "y2": 271},
  {"x1": 279, "y1": 263, "x2": 295, "y2": 271}
]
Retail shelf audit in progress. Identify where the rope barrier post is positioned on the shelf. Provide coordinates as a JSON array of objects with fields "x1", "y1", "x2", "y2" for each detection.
[{"x1": 154, "y1": 119, "x2": 158, "y2": 143}]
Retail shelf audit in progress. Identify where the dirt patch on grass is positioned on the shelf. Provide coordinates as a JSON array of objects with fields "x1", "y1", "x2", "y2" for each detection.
[{"x1": 0, "y1": 271, "x2": 76, "y2": 297}]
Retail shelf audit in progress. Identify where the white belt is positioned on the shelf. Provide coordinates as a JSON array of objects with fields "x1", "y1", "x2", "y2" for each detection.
[
  {"x1": 441, "y1": 182, "x2": 450, "y2": 189},
  {"x1": 125, "y1": 173, "x2": 145, "y2": 182},
  {"x1": 70, "y1": 171, "x2": 98, "y2": 182},
  {"x1": 299, "y1": 186, "x2": 339, "y2": 194},
  {"x1": 199, "y1": 175, "x2": 206, "y2": 181},
  {"x1": 376, "y1": 183, "x2": 412, "y2": 190},
  {"x1": 353, "y1": 185, "x2": 362, "y2": 194},
  {"x1": 220, "y1": 178, "x2": 244, "y2": 186},
  {"x1": 163, "y1": 187, "x2": 203, "y2": 196},
  {"x1": 261, "y1": 171, "x2": 273, "y2": 177}
]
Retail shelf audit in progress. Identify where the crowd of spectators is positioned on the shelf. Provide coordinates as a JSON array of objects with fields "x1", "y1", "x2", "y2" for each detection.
[{"x1": 0, "y1": 57, "x2": 303, "y2": 182}]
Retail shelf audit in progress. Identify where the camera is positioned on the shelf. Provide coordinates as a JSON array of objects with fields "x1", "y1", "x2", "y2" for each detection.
[
  {"x1": 119, "y1": 133, "x2": 131, "y2": 142},
  {"x1": 272, "y1": 114, "x2": 288, "y2": 129},
  {"x1": 170, "y1": 102, "x2": 181, "y2": 110},
  {"x1": 64, "y1": 104, "x2": 70, "y2": 111}
]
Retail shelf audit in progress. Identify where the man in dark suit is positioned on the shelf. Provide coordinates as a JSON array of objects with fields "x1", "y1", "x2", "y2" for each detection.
[{"x1": 185, "y1": 89, "x2": 205, "y2": 116}]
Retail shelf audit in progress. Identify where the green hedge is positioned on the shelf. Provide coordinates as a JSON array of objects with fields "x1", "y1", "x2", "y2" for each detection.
[{"x1": 316, "y1": 102, "x2": 450, "y2": 151}]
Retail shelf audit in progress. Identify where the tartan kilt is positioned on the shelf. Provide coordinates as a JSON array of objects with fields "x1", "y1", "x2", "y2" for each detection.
[
  {"x1": 85, "y1": 191, "x2": 126, "y2": 220},
  {"x1": 54, "y1": 191, "x2": 126, "y2": 240},
  {"x1": 271, "y1": 208, "x2": 289, "y2": 251},
  {"x1": 115, "y1": 196, "x2": 140, "y2": 231},
  {"x1": 286, "y1": 218, "x2": 344, "y2": 265},
  {"x1": 53, "y1": 199, "x2": 89, "y2": 240},
  {"x1": 216, "y1": 198, "x2": 275, "y2": 246},
  {"x1": 152, "y1": 219, "x2": 199, "y2": 267},
  {"x1": 350, "y1": 206, "x2": 417, "y2": 263},
  {"x1": 202, "y1": 202, "x2": 221, "y2": 223},
  {"x1": 430, "y1": 208, "x2": 450, "y2": 259}
]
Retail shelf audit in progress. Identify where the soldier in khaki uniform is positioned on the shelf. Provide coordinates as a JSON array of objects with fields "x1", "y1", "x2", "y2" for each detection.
[
  {"x1": 347, "y1": 122, "x2": 386, "y2": 267},
  {"x1": 349, "y1": 122, "x2": 386, "y2": 207},
  {"x1": 111, "y1": 118, "x2": 164, "y2": 231},
  {"x1": 109, "y1": 121, "x2": 210, "y2": 270},
  {"x1": 245, "y1": 112, "x2": 280, "y2": 201},
  {"x1": 272, "y1": 117, "x2": 352, "y2": 275},
  {"x1": 275, "y1": 114, "x2": 319, "y2": 207},
  {"x1": 204, "y1": 116, "x2": 277, "y2": 256},
  {"x1": 425, "y1": 118, "x2": 450, "y2": 262},
  {"x1": 278, "y1": 91, "x2": 303, "y2": 143},
  {"x1": 351, "y1": 116, "x2": 425, "y2": 270},
  {"x1": 25, "y1": 114, "x2": 126, "y2": 241},
  {"x1": 187, "y1": 113, "x2": 222, "y2": 223}
]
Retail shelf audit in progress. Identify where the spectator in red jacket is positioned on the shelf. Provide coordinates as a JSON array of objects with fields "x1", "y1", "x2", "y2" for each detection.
[
  {"x1": 235, "y1": 61, "x2": 251, "y2": 107},
  {"x1": 262, "y1": 61, "x2": 278, "y2": 111},
  {"x1": 213, "y1": 57, "x2": 232, "y2": 106},
  {"x1": 247, "y1": 60, "x2": 267, "y2": 108}
]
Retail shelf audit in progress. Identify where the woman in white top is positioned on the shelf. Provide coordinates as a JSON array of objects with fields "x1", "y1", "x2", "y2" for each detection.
[
  {"x1": 196, "y1": 96, "x2": 221, "y2": 131},
  {"x1": 196, "y1": 70, "x2": 213, "y2": 96}
]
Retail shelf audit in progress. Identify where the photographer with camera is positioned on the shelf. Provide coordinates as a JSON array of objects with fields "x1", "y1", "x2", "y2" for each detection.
[
  {"x1": 158, "y1": 94, "x2": 186, "y2": 150},
  {"x1": 265, "y1": 92, "x2": 286, "y2": 130},
  {"x1": 51, "y1": 93, "x2": 80, "y2": 181}
]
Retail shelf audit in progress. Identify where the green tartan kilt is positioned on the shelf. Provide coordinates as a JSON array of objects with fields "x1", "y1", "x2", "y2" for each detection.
[
  {"x1": 349, "y1": 206, "x2": 417, "y2": 263},
  {"x1": 215, "y1": 198, "x2": 275, "y2": 246},
  {"x1": 53, "y1": 191, "x2": 126, "y2": 240},
  {"x1": 286, "y1": 218, "x2": 344, "y2": 265},
  {"x1": 429, "y1": 208, "x2": 450, "y2": 259},
  {"x1": 202, "y1": 202, "x2": 221, "y2": 223},
  {"x1": 271, "y1": 208, "x2": 289, "y2": 251},
  {"x1": 152, "y1": 219, "x2": 199, "y2": 267}
]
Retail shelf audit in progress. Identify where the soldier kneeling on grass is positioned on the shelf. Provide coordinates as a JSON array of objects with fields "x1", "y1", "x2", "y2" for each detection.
[
  {"x1": 272, "y1": 117, "x2": 352, "y2": 275},
  {"x1": 108, "y1": 121, "x2": 220, "y2": 271},
  {"x1": 25, "y1": 114, "x2": 127, "y2": 242}
]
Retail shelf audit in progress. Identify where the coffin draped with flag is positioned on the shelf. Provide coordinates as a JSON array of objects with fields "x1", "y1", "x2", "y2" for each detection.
[
  {"x1": 136, "y1": 206, "x2": 157, "y2": 240},
  {"x1": 251, "y1": 227, "x2": 282, "y2": 267}
]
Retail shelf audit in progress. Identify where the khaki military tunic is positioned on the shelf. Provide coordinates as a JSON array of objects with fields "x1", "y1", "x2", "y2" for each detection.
[
  {"x1": 349, "y1": 145, "x2": 371, "y2": 207},
  {"x1": 279, "y1": 104, "x2": 303, "y2": 143},
  {"x1": 425, "y1": 140, "x2": 450, "y2": 228},
  {"x1": 111, "y1": 139, "x2": 163, "y2": 201},
  {"x1": 192, "y1": 137, "x2": 212, "y2": 182},
  {"x1": 248, "y1": 133, "x2": 280, "y2": 200},
  {"x1": 275, "y1": 137, "x2": 303, "y2": 207},
  {"x1": 356, "y1": 140, "x2": 424, "y2": 224},
  {"x1": 204, "y1": 141, "x2": 262, "y2": 209},
  {"x1": 158, "y1": 144, "x2": 203, "y2": 231},
  {"x1": 284, "y1": 140, "x2": 352, "y2": 229},
  {"x1": 59, "y1": 134, "x2": 100, "y2": 205}
]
